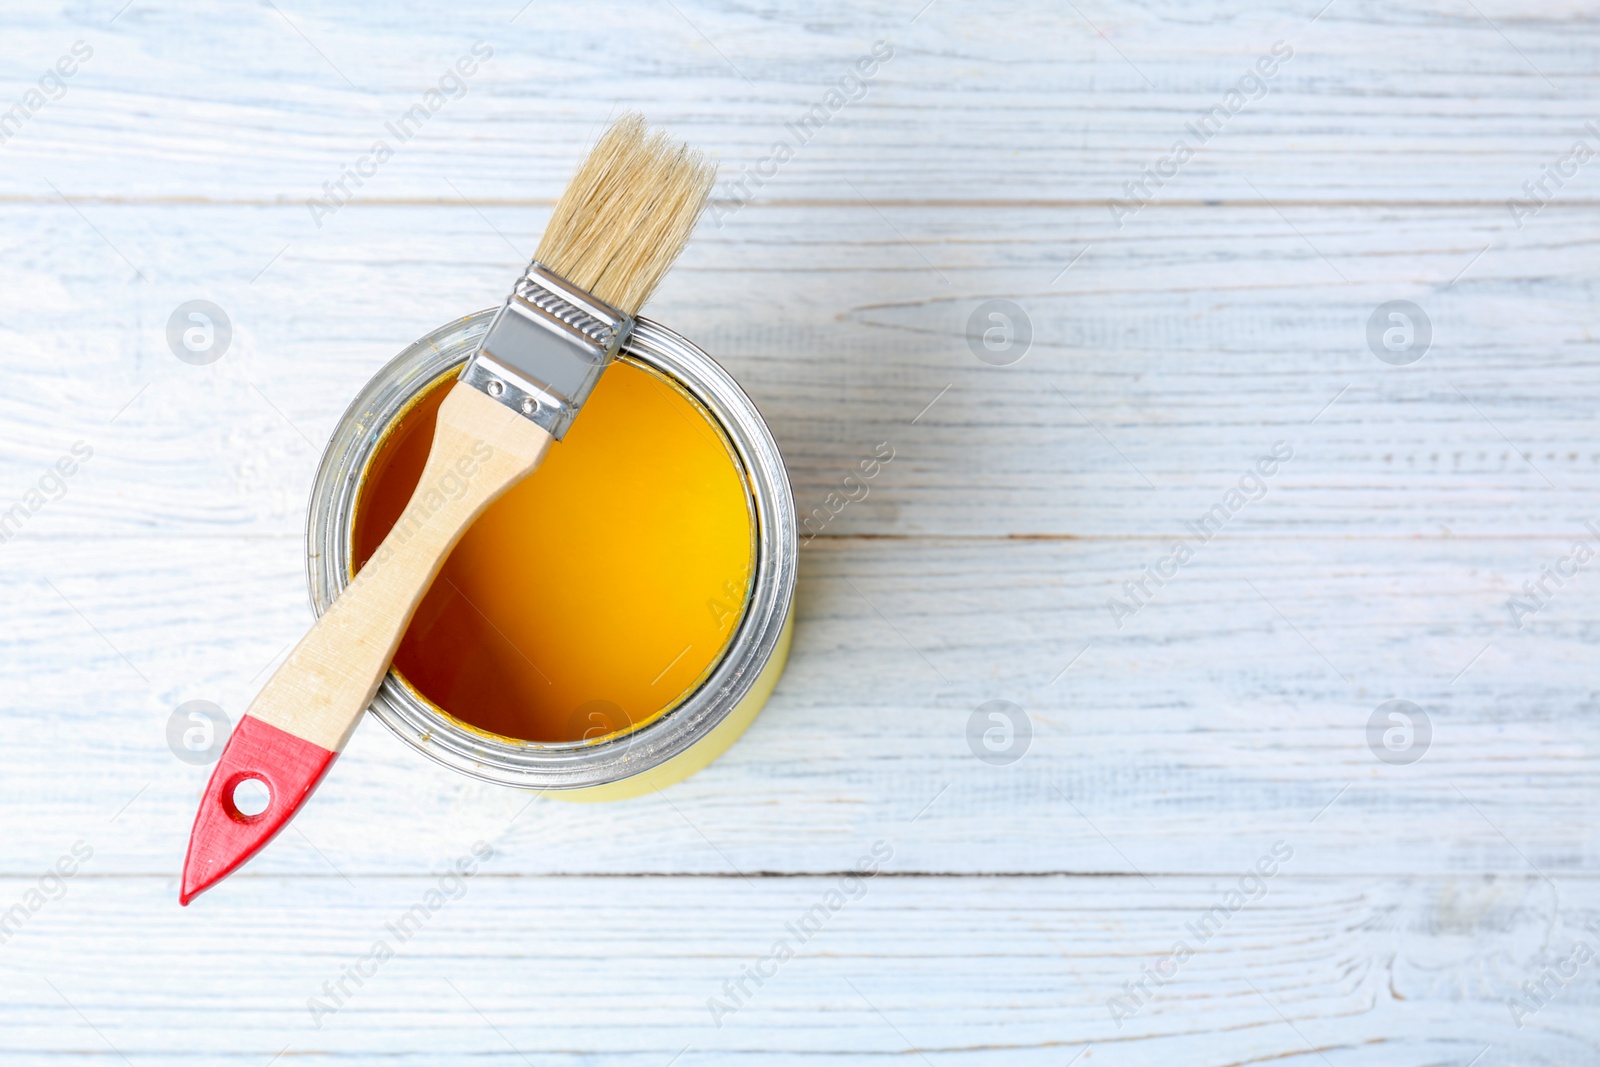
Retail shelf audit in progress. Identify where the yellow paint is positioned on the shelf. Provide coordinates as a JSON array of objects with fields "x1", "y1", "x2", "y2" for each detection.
[
  {"x1": 555, "y1": 606, "x2": 792, "y2": 801},
  {"x1": 353, "y1": 358, "x2": 756, "y2": 744}
]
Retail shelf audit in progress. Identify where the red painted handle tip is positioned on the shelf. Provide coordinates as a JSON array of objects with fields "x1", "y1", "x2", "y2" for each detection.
[{"x1": 180, "y1": 714, "x2": 338, "y2": 906}]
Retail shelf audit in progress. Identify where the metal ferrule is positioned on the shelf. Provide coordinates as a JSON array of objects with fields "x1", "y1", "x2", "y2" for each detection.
[{"x1": 462, "y1": 262, "x2": 634, "y2": 439}]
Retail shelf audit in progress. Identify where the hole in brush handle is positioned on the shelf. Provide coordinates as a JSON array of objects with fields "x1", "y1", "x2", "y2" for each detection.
[{"x1": 225, "y1": 774, "x2": 272, "y2": 820}]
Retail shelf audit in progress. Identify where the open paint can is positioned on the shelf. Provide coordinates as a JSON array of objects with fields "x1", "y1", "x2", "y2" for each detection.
[{"x1": 306, "y1": 311, "x2": 796, "y2": 800}]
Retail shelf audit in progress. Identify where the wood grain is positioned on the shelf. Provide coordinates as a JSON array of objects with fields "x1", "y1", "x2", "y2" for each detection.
[
  {"x1": 0, "y1": 0, "x2": 1595, "y2": 1062},
  {"x1": 0, "y1": 874, "x2": 1595, "y2": 1064},
  {"x1": 2, "y1": 1, "x2": 1597, "y2": 202},
  {"x1": 4, "y1": 202, "x2": 1598, "y2": 540},
  {"x1": 3, "y1": 534, "x2": 1594, "y2": 879}
]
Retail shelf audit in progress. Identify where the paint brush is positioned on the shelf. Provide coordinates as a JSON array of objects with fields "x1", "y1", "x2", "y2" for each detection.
[{"x1": 181, "y1": 115, "x2": 716, "y2": 904}]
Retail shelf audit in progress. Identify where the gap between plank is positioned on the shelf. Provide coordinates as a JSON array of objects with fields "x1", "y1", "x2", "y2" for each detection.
[
  {"x1": 14, "y1": 871, "x2": 1599, "y2": 881},
  {"x1": 8, "y1": 195, "x2": 1600, "y2": 210}
]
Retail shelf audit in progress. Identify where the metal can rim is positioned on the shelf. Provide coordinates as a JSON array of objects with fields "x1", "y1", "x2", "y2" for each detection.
[{"x1": 304, "y1": 310, "x2": 797, "y2": 789}]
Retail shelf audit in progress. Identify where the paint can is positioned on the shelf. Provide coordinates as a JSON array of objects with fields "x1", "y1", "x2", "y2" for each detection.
[{"x1": 306, "y1": 310, "x2": 796, "y2": 800}]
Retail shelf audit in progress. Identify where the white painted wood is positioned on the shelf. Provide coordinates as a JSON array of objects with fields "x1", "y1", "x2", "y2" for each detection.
[
  {"x1": 12, "y1": 527, "x2": 1600, "y2": 883},
  {"x1": 1, "y1": 0, "x2": 1596, "y2": 1061},
  {"x1": 4, "y1": 534, "x2": 1594, "y2": 878},
  {"x1": 0, "y1": 873, "x2": 1596, "y2": 1064},
  {"x1": 5, "y1": 202, "x2": 1599, "y2": 539},
  {"x1": 2, "y1": 1, "x2": 1597, "y2": 202}
]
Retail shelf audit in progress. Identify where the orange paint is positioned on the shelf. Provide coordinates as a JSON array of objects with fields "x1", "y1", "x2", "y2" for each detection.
[{"x1": 352, "y1": 359, "x2": 755, "y2": 743}]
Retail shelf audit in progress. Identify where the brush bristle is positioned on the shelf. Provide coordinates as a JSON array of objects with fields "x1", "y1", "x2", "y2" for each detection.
[{"x1": 534, "y1": 114, "x2": 717, "y2": 317}]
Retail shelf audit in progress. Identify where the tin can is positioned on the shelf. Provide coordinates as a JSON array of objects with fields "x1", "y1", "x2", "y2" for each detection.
[{"x1": 306, "y1": 310, "x2": 796, "y2": 800}]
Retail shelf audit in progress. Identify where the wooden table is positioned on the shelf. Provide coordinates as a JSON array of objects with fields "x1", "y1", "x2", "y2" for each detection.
[{"x1": 2, "y1": 1, "x2": 1595, "y2": 1062}]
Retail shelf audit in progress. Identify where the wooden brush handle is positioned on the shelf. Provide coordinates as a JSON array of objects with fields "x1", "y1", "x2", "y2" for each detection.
[
  {"x1": 180, "y1": 382, "x2": 550, "y2": 904},
  {"x1": 252, "y1": 381, "x2": 552, "y2": 750}
]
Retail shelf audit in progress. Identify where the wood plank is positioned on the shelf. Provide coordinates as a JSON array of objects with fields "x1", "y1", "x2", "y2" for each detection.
[
  {"x1": 1, "y1": 2, "x2": 1597, "y2": 203},
  {"x1": 2, "y1": 534, "x2": 1593, "y2": 877},
  {"x1": 4, "y1": 202, "x2": 1597, "y2": 540},
  {"x1": 0, "y1": 873, "x2": 1592, "y2": 1063}
]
